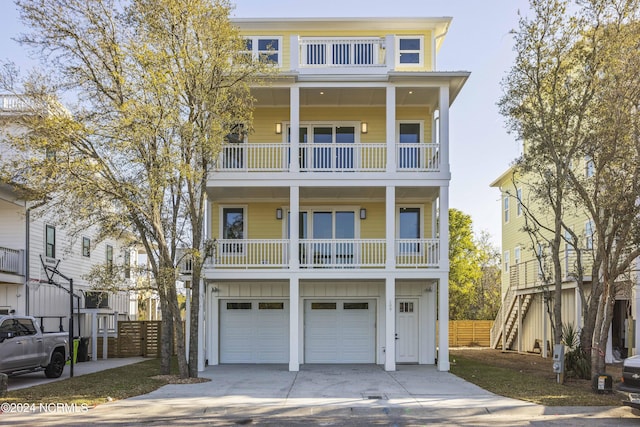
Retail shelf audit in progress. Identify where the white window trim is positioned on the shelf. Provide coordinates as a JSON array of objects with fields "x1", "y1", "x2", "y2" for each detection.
[
  {"x1": 285, "y1": 206, "x2": 362, "y2": 239},
  {"x1": 503, "y1": 195, "x2": 510, "y2": 223},
  {"x1": 396, "y1": 35, "x2": 424, "y2": 67},
  {"x1": 585, "y1": 220, "x2": 594, "y2": 249},
  {"x1": 516, "y1": 188, "x2": 523, "y2": 217},
  {"x1": 396, "y1": 120, "x2": 425, "y2": 143},
  {"x1": 219, "y1": 205, "x2": 248, "y2": 248},
  {"x1": 244, "y1": 36, "x2": 283, "y2": 67},
  {"x1": 284, "y1": 122, "x2": 362, "y2": 143},
  {"x1": 504, "y1": 250, "x2": 510, "y2": 273}
]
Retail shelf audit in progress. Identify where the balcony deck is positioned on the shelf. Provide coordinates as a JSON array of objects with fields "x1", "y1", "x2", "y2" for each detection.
[
  {"x1": 179, "y1": 238, "x2": 439, "y2": 272},
  {"x1": 0, "y1": 246, "x2": 24, "y2": 276},
  {"x1": 215, "y1": 142, "x2": 440, "y2": 173}
]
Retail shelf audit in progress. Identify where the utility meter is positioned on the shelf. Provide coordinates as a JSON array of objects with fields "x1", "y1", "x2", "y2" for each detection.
[{"x1": 552, "y1": 344, "x2": 565, "y2": 374}]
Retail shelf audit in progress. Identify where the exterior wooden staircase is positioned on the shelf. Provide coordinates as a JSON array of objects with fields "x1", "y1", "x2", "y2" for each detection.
[{"x1": 490, "y1": 287, "x2": 533, "y2": 350}]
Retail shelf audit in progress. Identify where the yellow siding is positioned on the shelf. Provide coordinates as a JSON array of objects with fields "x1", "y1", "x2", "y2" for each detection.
[
  {"x1": 211, "y1": 201, "x2": 434, "y2": 240},
  {"x1": 251, "y1": 106, "x2": 433, "y2": 144},
  {"x1": 238, "y1": 29, "x2": 435, "y2": 71}
]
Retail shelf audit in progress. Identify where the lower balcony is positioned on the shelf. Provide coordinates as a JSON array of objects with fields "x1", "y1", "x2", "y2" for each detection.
[
  {"x1": 0, "y1": 246, "x2": 24, "y2": 276},
  {"x1": 180, "y1": 238, "x2": 440, "y2": 272}
]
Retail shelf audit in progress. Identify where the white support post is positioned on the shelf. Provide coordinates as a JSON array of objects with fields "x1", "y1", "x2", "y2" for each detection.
[
  {"x1": 185, "y1": 286, "x2": 191, "y2": 359},
  {"x1": 386, "y1": 86, "x2": 396, "y2": 173},
  {"x1": 102, "y1": 315, "x2": 108, "y2": 360},
  {"x1": 542, "y1": 294, "x2": 548, "y2": 358},
  {"x1": 289, "y1": 277, "x2": 300, "y2": 371},
  {"x1": 290, "y1": 35, "x2": 300, "y2": 71},
  {"x1": 290, "y1": 86, "x2": 300, "y2": 173},
  {"x1": 517, "y1": 294, "x2": 522, "y2": 352},
  {"x1": 198, "y1": 278, "x2": 205, "y2": 371},
  {"x1": 575, "y1": 287, "x2": 582, "y2": 329},
  {"x1": 438, "y1": 85, "x2": 450, "y2": 173},
  {"x1": 290, "y1": 186, "x2": 300, "y2": 270},
  {"x1": 209, "y1": 283, "x2": 219, "y2": 365},
  {"x1": 438, "y1": 186, "x2": 450, "y2": 371},
  {"x1": 91, "y1": 311, "x2": 97, "y2": 361},
  {"x1": 384, "y1": 277, "x2": 396, "y2": 371},
  {"x1": 386, "y1": 186, "x2": 395, "y2": 269}
]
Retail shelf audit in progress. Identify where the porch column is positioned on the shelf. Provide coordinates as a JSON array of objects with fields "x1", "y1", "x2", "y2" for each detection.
[
  {"x1": 289, "y1": 276, "x2": 300, "y2": 371},
  {"x1": 290, "y1": 186, "x2": 300, "y2": 270},
  {"x1": 185, "y1": 286, "x2": 190, "y2": 358},
  {"x1": 386, "y1": 86, "x2": 396, "y2": 173},
  {"x1": 438, "y1": 85, "x2": 450, "y2": 173},
  {"x1": 385, "y1": 276, "x2": 396, "y2": 371},
  {"x1": 198, "y1": 278, "x2": 205, "y2": 371},
  {"x1": 437, "y1": 187, "x2": 450, "y2": 371},
  {"x1": 91, "y1": 311, "x2": 97, "y2": 361},
  {"x1": 290, "y1": 86, "x2": 300, "y2": 173},
  {"x1": 102, "y1": 315, "x2": 109, "y2": 359},
  {"x1": 209, "y1": 283, "x2": 219, "y2": 365},
  {"x1": 385, "y1": 186, "x2": 395, "y2": 269},
  {"x1": 542, "y1": 294, "x2": 548, "y2": 358}
]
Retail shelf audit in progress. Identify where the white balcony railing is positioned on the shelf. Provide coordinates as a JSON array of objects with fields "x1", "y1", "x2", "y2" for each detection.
[
  {"x1": 395, "y1": 143, "x2": 440, "y2": 172},
  {"x1": 299, "y1": 37, "x2": 386, "y2": 68},
  {"x1": 214, "y1": 239, "x2": 290, "y2": 269},
  {"x1": 0, "y1": 95, "x2": 30, "y2": 112},
  {"x1": 179, "y1": 238, "x2": 440, "y2": 270},
  {"x1": 0, "y1": 246, "x2": 24, "y2": 275},
  {"x1": 395, "y1": 239, "x2": 440, "y2": 267},
  {"x1": 299, "y1": 143, "x2": 386, "y2": 172},
  {"x1": 299, "y1": 239, "x2": 386, "y2": 268},
  {"x1": 214, "y1": 143, "x2": 443, "y2": 173}
]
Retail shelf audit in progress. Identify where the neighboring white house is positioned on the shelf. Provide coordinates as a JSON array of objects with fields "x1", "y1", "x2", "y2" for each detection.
[
  {"x1": 0, "y1": 94, "x2": 137, "y2": 358},
  {"x1": 182, "y1": 17, "x2": 469, "y2": 372}
]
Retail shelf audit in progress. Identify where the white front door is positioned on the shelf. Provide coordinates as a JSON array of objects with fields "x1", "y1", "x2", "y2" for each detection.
[{"x1": 396, "y1": 299, "x2": 419, "y2": 363}]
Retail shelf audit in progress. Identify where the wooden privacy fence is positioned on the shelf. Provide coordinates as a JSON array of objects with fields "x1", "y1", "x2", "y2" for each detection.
[
  {"x1": 449, "y1": 320, "x2": 493, "y2": 347},
  {"x1": 96, "y1": 321, "x2": 161, "y2": 358}
]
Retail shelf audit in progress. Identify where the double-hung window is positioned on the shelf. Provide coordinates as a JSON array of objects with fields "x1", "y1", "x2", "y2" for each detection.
[
  {"x1": 45, "y1": 225, "x2": 56, "y2": 258},
  {"x1": 82, "y1": 237, "x2": 91, "y2": 258},
  {"x1": 397, "y1": 36, "x2": 424, "y2": 67},
  {"x1": 106, "y1": 245, "x2": 113, "y2": 274},
  {"x1": 243, "y1": 37, "x2": 282, "y2": 66}
]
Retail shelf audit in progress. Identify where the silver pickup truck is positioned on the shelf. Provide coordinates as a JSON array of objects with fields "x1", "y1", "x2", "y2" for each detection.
[{"x1": 0, "y1": 315, "x2": 69, "y2": 378}]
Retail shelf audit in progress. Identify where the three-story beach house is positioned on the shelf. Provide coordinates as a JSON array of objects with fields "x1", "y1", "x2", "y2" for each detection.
[{"x1": 185, "y1": 17, "x2": 469, "y2": 372}]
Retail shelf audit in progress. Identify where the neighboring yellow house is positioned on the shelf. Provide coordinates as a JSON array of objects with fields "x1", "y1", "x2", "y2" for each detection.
[
  {"x1": 183, "y1": 17, "x2": 469, "y2": 372},
  {"x1": 490, "y1": 166, "x2": 638, "y2": 362}
]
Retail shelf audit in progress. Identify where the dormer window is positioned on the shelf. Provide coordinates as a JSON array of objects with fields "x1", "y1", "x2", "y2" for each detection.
[
  {"x1": 397, "y1": 36, "x2": 424, "y2": 67},
  {"x1": 243, "y1": 36, "x2": 282, "y2": 66}
]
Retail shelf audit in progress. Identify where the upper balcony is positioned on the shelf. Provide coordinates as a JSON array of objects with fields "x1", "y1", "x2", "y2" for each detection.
[
  {"x1": 0, "y1": 246, "x2": 24, "y2": 282},
  {"x1": 508, "y1": 250, "x2": 595, "y2": 291},
  {"x1": 213, "y1": 142, "x2": 439, "y2": 173}
]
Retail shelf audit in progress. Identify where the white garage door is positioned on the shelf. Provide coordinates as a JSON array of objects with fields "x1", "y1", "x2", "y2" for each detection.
[
  {"x1": 304, "y1": 299, "x2": 375, "y2": 363},
  {"x1": 220, "y1": 300, "x2": 289, "y2": 363}
]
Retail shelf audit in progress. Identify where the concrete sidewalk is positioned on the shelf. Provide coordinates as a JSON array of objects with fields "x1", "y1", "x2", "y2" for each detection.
[
  {"x1": 7, "y1": 357, "x2": 146, "y2": 391},
  {"x1": 2, "y1": 363, "x2": 635, "y2": 425}
]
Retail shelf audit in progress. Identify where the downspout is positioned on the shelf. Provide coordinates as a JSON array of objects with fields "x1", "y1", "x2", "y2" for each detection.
[
  {"x1": 432, "y1": 22, "x2": 450, "y2": 71},
  {"x1": 24, "y1": 199, "x2": 47, "y2": 315}
]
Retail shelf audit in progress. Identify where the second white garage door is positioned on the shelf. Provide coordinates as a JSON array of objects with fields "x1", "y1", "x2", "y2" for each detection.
[
  {"x1": 304, "y1": 299, "x2": 376, "y2": 363},
  {"x1": 220, "y1": 300, "x2": 289, "y2": 363}
]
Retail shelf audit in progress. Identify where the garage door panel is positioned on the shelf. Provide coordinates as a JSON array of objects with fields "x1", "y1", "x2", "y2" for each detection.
[
  {"x1": 304, "y1": 299, "x2": 375, "y2": 363},
  {"x1": 220, "y1": 300, "x2": 289, "y2": 363}
]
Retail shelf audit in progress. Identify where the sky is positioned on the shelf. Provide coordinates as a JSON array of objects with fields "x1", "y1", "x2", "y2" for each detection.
[{"x1": 0, "y1": 0, "x2": 531, "y2": 246}]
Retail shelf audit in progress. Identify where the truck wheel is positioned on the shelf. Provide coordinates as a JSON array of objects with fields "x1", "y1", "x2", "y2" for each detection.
[{"x1": 44, "y1": 351, "x2": 65, "y2": 378}]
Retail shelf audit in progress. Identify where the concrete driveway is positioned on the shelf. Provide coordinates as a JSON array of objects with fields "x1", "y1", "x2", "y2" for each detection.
[{"x1": 3, "y1": 363, "x2": 635, "y2": 425}]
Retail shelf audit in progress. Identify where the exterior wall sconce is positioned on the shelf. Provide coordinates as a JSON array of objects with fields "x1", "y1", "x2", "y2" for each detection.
[
  {"x1": 424, "y1": 283, "x2": 433, "y2": 293},
  {"x1": 276, "y1": 208, "x2": 283, "y2": 220},
  {"x1": 360, "y1": 208, "x2": 367, "y2": 220},
  {"x1": 275, "y1": 123, "x2": 282, "y2": 134},
  {"x1": 361, "y1": 122, "x2": 368, "y2": 134}
]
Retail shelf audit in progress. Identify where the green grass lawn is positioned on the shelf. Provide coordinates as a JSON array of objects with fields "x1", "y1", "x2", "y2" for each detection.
[
  {"x1": 450, "y1": 354, "x2": 623, "y2": 406},
  {"x1": 5, "y1": 359, "x2": 172, "y2": 406}
]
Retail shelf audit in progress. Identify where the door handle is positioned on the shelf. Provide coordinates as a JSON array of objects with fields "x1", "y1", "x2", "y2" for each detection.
[{"x1": 395, "y1": 333, "x2": 399, "y2": 340}]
